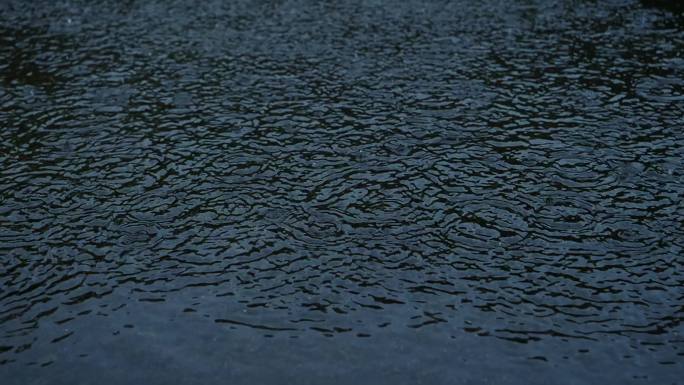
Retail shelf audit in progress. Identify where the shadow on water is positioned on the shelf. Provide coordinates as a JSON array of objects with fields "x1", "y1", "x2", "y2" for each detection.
[
  {"x1": 0, "y1": 25, "x2": 71, "y2": 89},
  {"x1": 641, "y1": 0, "x2": 684, "y2": 13}
]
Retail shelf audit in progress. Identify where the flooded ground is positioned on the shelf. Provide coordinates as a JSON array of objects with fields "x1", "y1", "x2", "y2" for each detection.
[{"x1": 1, "y1": 0, "x2": 683, "y2": 384}]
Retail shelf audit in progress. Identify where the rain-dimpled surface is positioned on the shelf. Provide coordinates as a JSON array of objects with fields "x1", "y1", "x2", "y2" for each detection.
[{"x1": 1, "y1": 0, "x2": 683, "y2": 384}]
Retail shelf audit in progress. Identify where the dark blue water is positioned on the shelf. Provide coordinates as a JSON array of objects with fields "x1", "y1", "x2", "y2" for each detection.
[{"x1": 1, "y1": 0, "x2": 683, "y2": 384}]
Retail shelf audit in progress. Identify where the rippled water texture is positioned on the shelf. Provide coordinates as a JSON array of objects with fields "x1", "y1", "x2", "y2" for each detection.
[{"x1": 1, "y1": 0, "x2": 683, "y2": 384}]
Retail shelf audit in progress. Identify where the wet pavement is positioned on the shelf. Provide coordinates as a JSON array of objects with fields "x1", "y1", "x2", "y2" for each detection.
[{"x1": 0, "y1": 0, "x2": 683, "y2": 384}]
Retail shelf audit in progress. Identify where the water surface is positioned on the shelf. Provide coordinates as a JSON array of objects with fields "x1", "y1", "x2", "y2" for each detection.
[{"x1": 1, "y1": 0, "x2": 683, "y2": 384}]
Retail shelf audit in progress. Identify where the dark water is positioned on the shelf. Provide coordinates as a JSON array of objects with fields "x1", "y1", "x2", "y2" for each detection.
[{"x1": 1, "y1": 0, "x2": 683, "y2": 383}]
